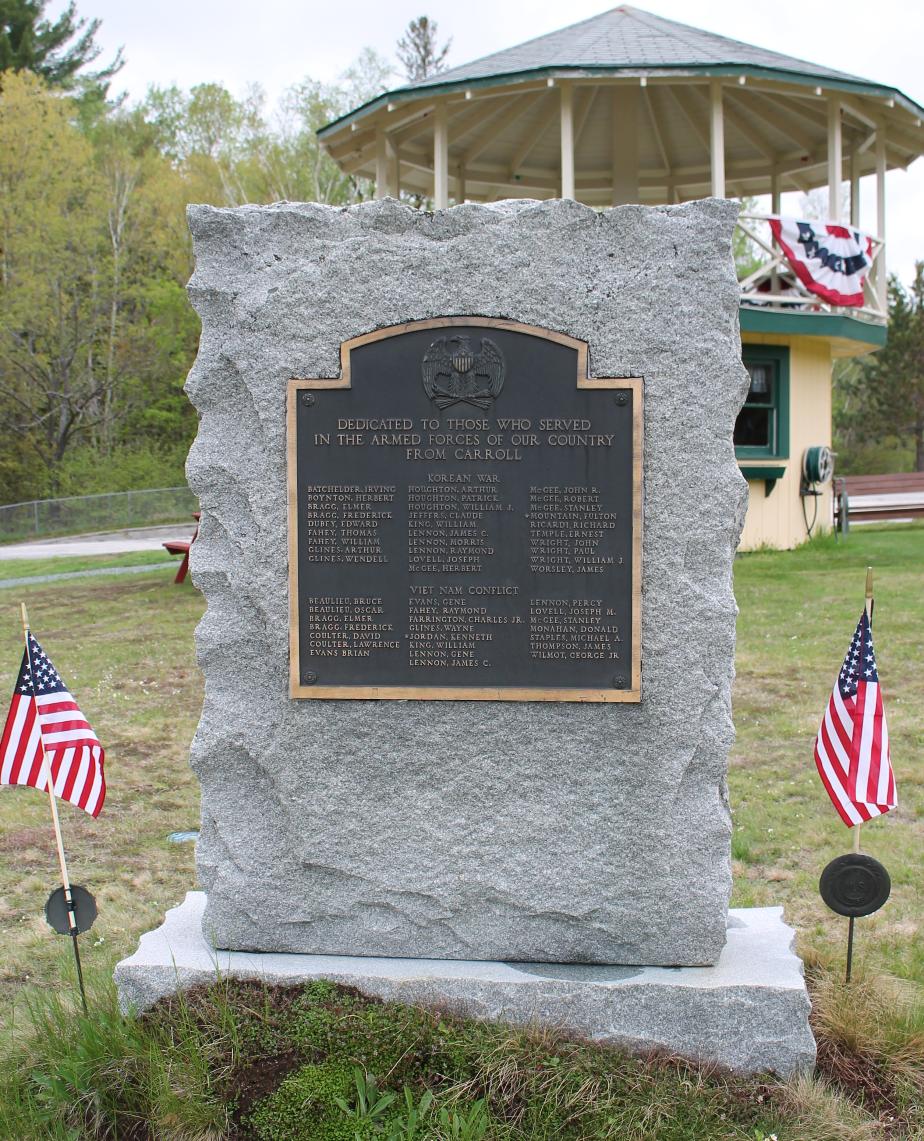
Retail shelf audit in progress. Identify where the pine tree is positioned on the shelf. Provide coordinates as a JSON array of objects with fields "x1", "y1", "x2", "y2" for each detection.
[
  {"x1": 0, "y1": 0, "x2": 122, "y2": 95},
  {"x1": 396, "y1": 16, "x2": 450, "y2": 82},
  {"x1": 835, "y1": 267, "x2": 924, "y2": 472},
  {"x1": 865, "y1": 268, "x2": 924, "y2": 471}
]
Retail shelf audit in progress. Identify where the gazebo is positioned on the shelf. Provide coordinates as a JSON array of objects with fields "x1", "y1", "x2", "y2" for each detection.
[{"x1": 319, "y1": 6, "x2": 924, "y2": 548}]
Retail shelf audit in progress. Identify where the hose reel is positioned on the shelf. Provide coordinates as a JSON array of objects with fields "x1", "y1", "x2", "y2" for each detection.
[
  {"x1": 802, "y1": 445, "x2": 834, "y2": 486},
  {"x1": 800, "y1": 445, "x2": 834, "y2": 538}
]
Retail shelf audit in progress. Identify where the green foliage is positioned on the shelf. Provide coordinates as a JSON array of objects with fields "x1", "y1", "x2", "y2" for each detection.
[
  {"x1": 0, "y1": 71, "x2": 107, "y2": 479},
  {"x1": 249, "y1": 1061, "x2": 362, "y2": 1141},
  {"x1": 733, "y1": 196, "x2": 763, "y2": 279},
  {"x1": 0, "y1": 973, "x2": 235, "y2": 1139},
  {"x1": 378, "y1": 1085, "x2": 435, "y2": 1139},
  {"x1": 0, "y1": 40, "x2": 400, "y2": 504},
  {"x1": 434, "y1": 1098, "x2": 490, "y2": 1140},
  {"x1": 4, "y1": 964, "x2": 909, "y2": 1141},
  {"x1": 334, "y1": 1066, "x2": 397, "y2": 1128},
  {"x1": 0, "y1": 0, "x2": 122, "y2": 97},
  {"x1": 52, "y1": 441, "x2": 189, "y2": 496},
  {"x1": 834, "y1": 266, "x2": 924, "y2": 473}
]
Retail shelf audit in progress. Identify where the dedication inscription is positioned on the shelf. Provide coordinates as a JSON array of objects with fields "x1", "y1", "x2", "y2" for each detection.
[{"x1": 287, "y1": 318, "x2": 642, "y2": 701}]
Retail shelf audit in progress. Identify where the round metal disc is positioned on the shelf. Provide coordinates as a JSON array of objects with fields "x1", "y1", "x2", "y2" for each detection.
[
  {"x1": 44, "y1": 884, "x2": 98, "y2": 935},
  {"x1": 819, "y1": 854, "x2": 890, "y2": 917}
]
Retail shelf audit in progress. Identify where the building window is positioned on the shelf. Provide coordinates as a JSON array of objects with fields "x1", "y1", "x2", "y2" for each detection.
[{"x1": 734, "y1": 345, "x2": 789, "y2": 460}]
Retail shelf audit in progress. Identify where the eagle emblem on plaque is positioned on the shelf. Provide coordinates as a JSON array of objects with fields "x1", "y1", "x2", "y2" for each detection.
[{"x1": 421, "y1": 335, "x2": 505, "y2": 411}]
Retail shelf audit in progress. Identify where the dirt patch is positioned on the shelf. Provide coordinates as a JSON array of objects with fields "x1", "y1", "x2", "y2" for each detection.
[
  {"x1": 229, "y1": 1048, "x2": 303, "y2": 1137},
  {"x1": 0, "y1": 826, "x2": 54, "y2": 853}
]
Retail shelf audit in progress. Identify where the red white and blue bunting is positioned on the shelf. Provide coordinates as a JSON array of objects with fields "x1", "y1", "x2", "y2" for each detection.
[{"x1": 769, "y1": 218, "x2": 873, "y2": 307}]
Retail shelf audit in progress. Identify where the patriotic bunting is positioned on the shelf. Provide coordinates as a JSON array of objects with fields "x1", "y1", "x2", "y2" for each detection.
[{"x1": 769, "y1": 217, "x2": 873, "y2": 307}]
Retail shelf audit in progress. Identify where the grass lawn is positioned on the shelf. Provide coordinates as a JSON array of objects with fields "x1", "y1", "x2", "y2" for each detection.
[
  {"x1": 0, "y1": 550, "x2": 178, "y2": 581},
  {"x1": 731, "y1": 525, "x2": 924, "y2": 982},
  {"x1": 0, "y1": 524, "x2": 921, "y2": 1138}
]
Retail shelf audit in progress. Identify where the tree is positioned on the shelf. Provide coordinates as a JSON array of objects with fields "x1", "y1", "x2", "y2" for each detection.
[
  {"x1": 0, "y1": 0, "x2": 122, "y2": 97},
  {"x1": 861, "y1": 268, "x2": 924, "y2": 471},
  {"x1": 0, "y1": 72, "x2": 194, "y2": 492},
  {"x1": 833, "y1": 267, "x2": 924, "y2": 473},
  {"x1": 0, "y1": 72, "x2": 109, "y2": 482},
  {"x1": 275, "y1": 78, "x2": 363, "y2": 203},
  {"x1": 396, "y1": 16, "x2": 450, "y2": 82}
]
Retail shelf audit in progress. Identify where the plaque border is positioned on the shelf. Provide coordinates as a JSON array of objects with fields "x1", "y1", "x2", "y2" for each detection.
[{"x1": 287, "y1": 318, "x2": 642, "y2": 702}]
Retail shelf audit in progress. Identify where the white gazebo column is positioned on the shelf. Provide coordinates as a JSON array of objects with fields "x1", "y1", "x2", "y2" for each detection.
[
  {"x1": 770, "y1": 172, "x2": 782, "y2": 292},
  {"x1": 770, "y1": 171, "x2": 781, "y2": 214},
  {"x1": 433, "y1": 102, "x2": 449, "y2": 209},
  {"x1": 849, "y1": 149, "x2": 860, "y2": 227},
  {"x1": 876, "y1": 129, "x2": 887, "y2": 311},
  {"x1": 827, "y1": 97, "x2": 842, "y2": 221},
  {"x1": 375, "y1": 130, "x2": 388, "y2": 199},
  {"x1": 709, "y1": 80, "x2": 725, "y2": 198},
  {"x1": 392, "y1": 143, "x2": 401, "y2": 199},
  {"x1": 611, "y1": 85, "x2": 639, "y2": 205},
  {"x1": 560, "y1": 81, "x2": 575, "y2": 199},
  {"x1": 456, "y1": 164, "x2": 466, "y2": 205}
]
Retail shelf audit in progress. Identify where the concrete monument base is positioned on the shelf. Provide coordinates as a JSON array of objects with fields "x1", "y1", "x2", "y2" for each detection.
[{"x1": 114, "y1": 893, "x2": 815, "y2": 1077}]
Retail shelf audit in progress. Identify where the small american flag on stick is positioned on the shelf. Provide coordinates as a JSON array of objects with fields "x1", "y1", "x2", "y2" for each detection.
[
  {"x1": 1, "y1": 632, "x2": 105, "y2": 817},
  {"x1": 814, "y1": 606, "x2": 896, "y2": 828}
]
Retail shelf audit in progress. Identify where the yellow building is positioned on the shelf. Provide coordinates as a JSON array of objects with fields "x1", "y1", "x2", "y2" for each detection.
[{"x1": 318, "y1": 6, "x2": 924, "y2": 548}]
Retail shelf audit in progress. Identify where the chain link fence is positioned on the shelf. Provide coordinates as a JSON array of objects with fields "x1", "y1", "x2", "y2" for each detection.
[{"x1": 0, "y1": 487, "x2": 198, "y2": 543}]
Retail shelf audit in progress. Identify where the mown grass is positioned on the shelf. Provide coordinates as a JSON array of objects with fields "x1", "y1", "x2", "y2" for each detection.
[
  {"x1": 0, "y1": 550, "x2": 179, "y2": 581},
  {"x1": 0, "y1": 525, "x2": 921, "y2": 1138},
  {"x1": 0, "y1": 570, "x2": 204, "y2": 1003},
  {"x1": 731, "y1": 524, "x2": 924, "y2": 983}
]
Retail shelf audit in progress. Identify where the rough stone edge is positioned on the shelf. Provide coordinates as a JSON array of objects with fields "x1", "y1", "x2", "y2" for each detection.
[
  {"x1": 181, "y1": 195, "x2": 749, "y2": 965},
  {"x1": 114, "y1": 893, "x2": 815, "y2": 1078}
]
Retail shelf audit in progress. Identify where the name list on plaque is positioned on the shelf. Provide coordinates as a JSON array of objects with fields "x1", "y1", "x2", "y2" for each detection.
[{"x1": 288, "y1": 320, "x2": 641, "y2": 701}]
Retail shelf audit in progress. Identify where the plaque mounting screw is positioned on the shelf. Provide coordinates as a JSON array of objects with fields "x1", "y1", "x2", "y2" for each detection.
[
  {"x1": 613, "y1": 674, "x2": 627, "y2": 687},
  {"x1": 615, "y1": 392, "x2": 629, "y2": 406},
  {"x1": 302, "y1": 671, "x2": 318, "y2": 685},
  {"x1": 301, "y1": 393, "x2": 315, "y2": 405}
]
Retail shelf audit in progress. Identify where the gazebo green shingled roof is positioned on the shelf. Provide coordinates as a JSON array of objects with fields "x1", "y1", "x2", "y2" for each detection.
[
  {"x1": 409, "y1": 5, "x2": 867, "y2": 88},
  {"x1": 319, "y1": 5, "x2": 924, "y2": 137}
]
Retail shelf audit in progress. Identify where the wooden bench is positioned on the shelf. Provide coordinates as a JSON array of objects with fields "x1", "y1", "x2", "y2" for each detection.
[
  {"x1": 162, "y1": 513, "x2": 200, "y2": 583},
  {"x1": 834, "y1": 472, "x2": 924, "y2": 527}
]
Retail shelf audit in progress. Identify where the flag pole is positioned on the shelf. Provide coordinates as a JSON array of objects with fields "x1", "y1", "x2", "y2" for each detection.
[
  {"x1": 19, "y1": 603, "x2": 88, "y2": 1014},
  {"x1": 855, "y1": 566, "x2": 874, "y2": 856},
  {"x1": 846, "y1": 566, "x2": 875, "y2": 983}
]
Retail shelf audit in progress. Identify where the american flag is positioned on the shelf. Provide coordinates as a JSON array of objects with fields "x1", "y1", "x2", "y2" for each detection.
[
  {"x1": 814, "y1": 610, "x2": 896, "y2": 827},
  {"x1": 1, "y1": 634, "x2": 105, "y2": 818}
]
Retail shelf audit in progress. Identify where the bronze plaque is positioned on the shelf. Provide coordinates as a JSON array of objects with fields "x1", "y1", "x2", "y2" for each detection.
[{"x1": 287, "y1": 319, "x2": 642, "y2": 701}]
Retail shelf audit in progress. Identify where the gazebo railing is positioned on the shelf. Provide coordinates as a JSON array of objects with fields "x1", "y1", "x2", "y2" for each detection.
[{"x1": 735, "y1": 213, "x2": 886, "y2": 323}]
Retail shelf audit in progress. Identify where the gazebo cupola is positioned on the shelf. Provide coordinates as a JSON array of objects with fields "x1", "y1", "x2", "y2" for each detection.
[{"x1": 319, "y1": 6, "x2": 924, "y2": 551}]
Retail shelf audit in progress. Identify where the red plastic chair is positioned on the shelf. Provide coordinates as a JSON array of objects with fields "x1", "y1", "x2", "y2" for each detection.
[{"x1": 163, "y1": 513, "x2": 200, "y2": 584}]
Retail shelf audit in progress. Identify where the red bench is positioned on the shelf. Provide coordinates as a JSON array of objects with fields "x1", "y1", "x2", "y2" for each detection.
[
  {"x1": 834, "y1": 473, "x2": 924, "y2": 527},
  {"x1": 163, "y1": 513, "x2": 200, "y2": 583}
]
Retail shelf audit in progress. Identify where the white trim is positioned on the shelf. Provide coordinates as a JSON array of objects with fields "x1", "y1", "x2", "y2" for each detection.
[
  {"x1": 560, "y1": 81, "x2": 575, "y2": 198},
  {"x1": 709, "y1": 80, "x2": 725, "y2": 197},
  {"x1": 828, "y1": 98, "x2": 842, "y2": 221},
  {"x1": 374, "y1": 131, "x2": 388, "y2": 199},
  {"x1": 433, "y1": 102, "x2": 448, "y2": 208},
  {"x1": 876, "y1": 131, "x2": 887, "y2": 311}
]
